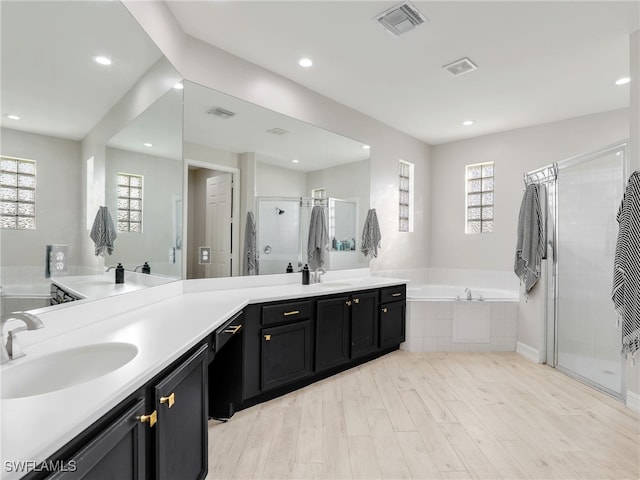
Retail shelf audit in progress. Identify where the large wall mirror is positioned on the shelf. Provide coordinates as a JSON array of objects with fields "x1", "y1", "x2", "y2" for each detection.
[
  {"x1": 0, "y1": 0, "x2": 372, "y2": 312},
  {"x1": 183, "y1": 81, "x2": 370, "y2": 279}
]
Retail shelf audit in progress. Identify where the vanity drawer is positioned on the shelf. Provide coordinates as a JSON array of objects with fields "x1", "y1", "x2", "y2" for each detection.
[
  {"x1": 380, "y1": 285, "x2": 406, "y2": 303},
  {"x1": 262, "y1": 301, "x2": 311, "y2": 326},
  {"x1": 215, "y1": 311, "x2": 243, "y2": 351}
]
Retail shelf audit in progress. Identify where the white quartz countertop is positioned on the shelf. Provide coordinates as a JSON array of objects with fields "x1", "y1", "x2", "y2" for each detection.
[
  {"x1": 0, "y1": 272, "x2": 407, "y2": 479},
  {"x1": 51, "y1": 272, "x2": 176, "y2": 299}
]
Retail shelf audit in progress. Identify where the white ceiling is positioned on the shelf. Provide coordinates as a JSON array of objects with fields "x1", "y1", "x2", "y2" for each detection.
[{"x1": 166, "y1": 1, "x2": 639, "y2": 145}]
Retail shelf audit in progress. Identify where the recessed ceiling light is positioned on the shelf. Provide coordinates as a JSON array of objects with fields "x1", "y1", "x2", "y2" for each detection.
[
  {"x1": 362, "y1": 145, "x2": 370, "y2": 149},
  {"x1": 462, "y1": 120, "x2": 475, "y2": 126},
  {"x1": 143, "y1": 143, "x2": 153, "y2": 147},
  {"x1": 615, "y1": 77, "x2": 630, "y2": 85},
  {"x1": 5, "y1": 114, "x2": 20, "y2": 120},
  {"x1": 298, "y1": 57, "x2": 313, "y2": 68},
  {"x1": 94, "y1": 55, "x2": 112, "y2": 66},
  {"x1": 173, "y1": 82, "x2": 184, "y2": 90},
  {"x1": 292, "y1": 159, "x2": 300, "y2": 164}
]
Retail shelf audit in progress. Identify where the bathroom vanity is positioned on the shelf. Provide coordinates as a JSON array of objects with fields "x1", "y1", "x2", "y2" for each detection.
[{"x1": 1, "y1": 273, "x2": 406, "y2": 480}]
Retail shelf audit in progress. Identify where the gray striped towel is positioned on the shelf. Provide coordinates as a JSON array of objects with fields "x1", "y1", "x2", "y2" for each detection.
[
  {"x1": 514, "y1": 184, "x2": 545, "y2": 293},
  {"x1": 90, "y1": 206, "x2": 117, "y2": 256},
  {"x1": 612, "y1": 171, "x2": 640, "y2": 357},
  {"x1": 361, "y1": 208, "x2": 381, "y2": 259},
  {"x1": 307, "y1": 206, "x2": 329, "y2": 270},
  {"x1": 243, "y1": 211, "x2": 258, "y2": 275}
]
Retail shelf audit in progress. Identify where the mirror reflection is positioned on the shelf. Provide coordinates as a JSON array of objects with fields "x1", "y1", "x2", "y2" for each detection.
[{"x1": 183, "y1": 81, "x2": 370, "y2": 279}]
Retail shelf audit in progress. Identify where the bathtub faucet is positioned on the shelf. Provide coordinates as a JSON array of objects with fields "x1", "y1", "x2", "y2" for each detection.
[{"x1": 465, "y1": 288, "x2": 472, "y2": 301}]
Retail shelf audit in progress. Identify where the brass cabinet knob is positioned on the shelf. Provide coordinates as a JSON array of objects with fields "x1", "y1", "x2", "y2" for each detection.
[
  {"x1": 264, "y1": 334, "x2": 271, "y2": 341},
  {"x1": 346, "y1": 300, "x2": 352, "y2": 306},
  {"x1": 353, "y1": 298, "x2": 360, "y2": 304},
  {"x1": 139, "y1": 410, "x2": 157, "y2": 427},
  {"x1": 160, "y1": 392, "x2": 175, "y2": 408},
  {"x1": 382, "y1": 307, "x2": 388, "y2": 313}
]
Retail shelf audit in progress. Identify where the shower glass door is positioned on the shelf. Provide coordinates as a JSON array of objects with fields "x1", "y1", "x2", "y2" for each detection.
[{"x1": 555, "y1": 144, "x2": 626, "y2": 395}]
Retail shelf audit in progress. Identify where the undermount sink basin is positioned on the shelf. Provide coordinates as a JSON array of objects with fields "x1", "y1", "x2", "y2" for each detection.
[
  {"x1": 1, "y1": 342, "x2": 138, "y2": 399},
  {"x1": 315, "y1": 282, "x2": 352, "y2": 288}
]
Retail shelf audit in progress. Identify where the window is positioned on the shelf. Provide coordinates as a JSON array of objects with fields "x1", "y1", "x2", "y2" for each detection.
[
  {"x1": 0, "y1": 156, "x2": 36, "y2": 230},
  {"x1": 117, "y1": 173, "x2": 143, "y2": 232},
  {"x1": 466, "y1": 162, "x2": 494, "y2": 234},
  {"x1": 399, "y1": 160, "x2": 414, "y2": 232}
]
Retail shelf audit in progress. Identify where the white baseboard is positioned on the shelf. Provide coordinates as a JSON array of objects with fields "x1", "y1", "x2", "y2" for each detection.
[
  {"x1": 516, "y1": 342, "x2": 544, "y2": 363},
  {"x1": 627, "y1": 391, "x2": 640, "y2": 413}
]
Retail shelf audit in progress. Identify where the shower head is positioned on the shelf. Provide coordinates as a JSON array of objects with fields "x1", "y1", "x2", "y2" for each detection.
[{"x1": 276, "y1": 207, "x2": 285, "y2": 215}]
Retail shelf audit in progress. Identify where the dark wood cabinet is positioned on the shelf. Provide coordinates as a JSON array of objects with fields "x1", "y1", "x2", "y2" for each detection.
[
  {"x1": 153, "y1": 344, "x2": 208, "y2": 480},
  {"x1": 380, "y1": 301, "x2": 406, "y2": 348},
  {"x1": 48, "y1": 399, "x2": 147, "y2": 480},
  {"x1": 315, "y1": 296, "x2": 350, "y2": 371},
  {"x1": 261, "y1": 319, "x2": 313, "y2": 391},
  {"x1": 350, "y1": 291, "x2": 379, "y2": 358}
]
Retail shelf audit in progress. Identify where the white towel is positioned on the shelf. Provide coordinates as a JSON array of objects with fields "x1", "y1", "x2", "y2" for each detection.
[
  {"x1": 361, "y1": 208, "x2": 381, "y2": 259},
  {"x1": 307, "y1": 206, "x2": 329, "y2": 270},
  {"x1": 90, "y1": 206, "x2": 117, "y2": 256},
  {"x1": 243, "y1": 211, "x2": 258, "y2": 275},
  {"x1": 514, "y1": 184, "x2": 545, "y2": 293},
  {"x1": 612, "y1": 171, "x2": 640, "y2": 357}
]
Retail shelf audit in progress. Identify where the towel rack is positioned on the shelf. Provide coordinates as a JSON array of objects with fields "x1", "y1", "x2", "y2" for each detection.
[{"x1": 523, "y1": 163, "x2": 557, "y2": 188}]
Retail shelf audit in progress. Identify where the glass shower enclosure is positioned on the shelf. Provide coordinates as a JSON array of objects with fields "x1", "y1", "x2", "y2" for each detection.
[{"x1": 550, "y1": 142, "x2": 627, "y2": 396}]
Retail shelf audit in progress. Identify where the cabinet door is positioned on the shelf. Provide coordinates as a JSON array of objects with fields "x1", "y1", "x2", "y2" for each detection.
[
  {"x1": 261, "y1": 320, "x2": 313, "y2": 391},
  {"x1": 380, "y1": 301, "x2": 406, "y2": 348},
  {"x1": 48, "y1": 399, "x2": 146, "y2": 479},
  {"x1": 316, "y1": 296, "x2": 350, "y2": 372},
  {"x1": 154, "y1": 344, "x2": 208, "y2": 480},
  {"x1": 351, "y1": 291, "x2": 379, "y2": 359}
]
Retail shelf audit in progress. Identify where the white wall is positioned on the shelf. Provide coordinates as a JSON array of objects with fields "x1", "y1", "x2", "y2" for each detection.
[
  {"x1": 430, "y1": 108, "x2": 629, "y2": 271},
  {"x1": 122, "y1": 1, "x2": 432, "y2": 274},
  {"x1": 255, "y1": 161, "x2": 306, "y2": 197},
  {"x1": 0, "y1": 128, "x2": 82, "y2": 283}
]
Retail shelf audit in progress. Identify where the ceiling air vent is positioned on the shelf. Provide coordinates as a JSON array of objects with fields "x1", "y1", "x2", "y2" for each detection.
[
  {"x1": 376, "y1": 1, "x2": 427, "y2": 37},
  {"x1": 442, "y1": 57, "x2": 478, "y2": 77},
  {"x1": 207, "y1": 107, "x2": 235, "y2": 119},
  {"x1": 266, "y1": 128, "x2": 289, "y2": 135}
]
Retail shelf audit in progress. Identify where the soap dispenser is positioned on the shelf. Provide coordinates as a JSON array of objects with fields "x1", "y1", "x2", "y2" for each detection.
[
  {"x1": 302, "y1": 264, "x2": 310, "y2": 285},
  {"x1": 142, "y1": 261, "x2": 151, "y2": 274},
  {"x1": 286, "y1": 262, "x2": 294, "y2": 273},
  {"x1": 115, "y1": 263, "x2": 125, "y2": 284}
]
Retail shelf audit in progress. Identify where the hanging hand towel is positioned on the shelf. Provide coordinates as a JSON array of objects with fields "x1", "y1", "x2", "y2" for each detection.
[
  {"x1": 361, "y1": 208, "x2": 381, "y2": 259},
  {"x1": 307, "y1": 205, "x2": 329, "y2": 270},
  {"x1": 243, "y1": 211, "x2": 258, "y2": 275},
  {"x1": 612, "y1": 171, "x2": 640, "y2": 357},
  {"x1": 514, "y1": 184, "x2": 545, "y2": 293},
  {"x1": 90, "y1": 206, "x2": 117, "y2": 256}
]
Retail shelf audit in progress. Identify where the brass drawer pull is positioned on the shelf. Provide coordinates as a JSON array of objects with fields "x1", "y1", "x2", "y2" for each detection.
[
  {"x1": 382, "y1": 307, "x2": 388, "y2": 313},
  {"x1": 223, "y1": 324, "x2": 242, "y2": 334},
  {"x1": 264, "y1": 334, "x2": 271, "y2": 341},
  {"x1": 160, "y1": 393, "x2": 175, "y2": 408},
  {"x1": 283, "y1": 310, "x2": 300, "y2": 316},
  {"x1": 353, "y1": 298, "x2": 360, "y2": 304},
  {"x1": 139, "y1": 410, "x2": 157, "y2": 427},
  {"x1": 391, "y1": 293, "x2": 402, "y2": 297}
]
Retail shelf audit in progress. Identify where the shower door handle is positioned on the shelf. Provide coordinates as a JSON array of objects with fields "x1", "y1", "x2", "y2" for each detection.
[{"x1": 263, "y1": 245, "x2": 272, "y2": 254}]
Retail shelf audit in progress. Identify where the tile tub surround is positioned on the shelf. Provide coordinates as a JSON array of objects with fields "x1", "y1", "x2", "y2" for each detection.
[{"x1": 403, "y1": 299, "x2": 518, "y2": 352}]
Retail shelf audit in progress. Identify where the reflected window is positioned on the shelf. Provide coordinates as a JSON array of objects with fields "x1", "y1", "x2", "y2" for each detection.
[
  {"x1": 0, "y1": 156, "x2": 36, "y2": 230},
  {"x1": 399, "y1": 160, "x2": 414, "y2": 232},
  {"x1": 117, "y1": 173, "x2": 143, "y2": 233},
  {"x1": 466, "y1": 162, "x2": 494, "y2": 234}
]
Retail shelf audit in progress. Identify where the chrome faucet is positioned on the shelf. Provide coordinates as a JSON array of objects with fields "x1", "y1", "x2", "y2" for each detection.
[
  {"x1": 465, "y1": 288, "x2": 472, "y2": 301},
  {"x1": 313, "y1": 268, "x2": 327, "y2": 283},
  {"x1": 105, "y1": 266, "x2": 117, "y2": 272},
  {"x1": 1, "y1": 312, "x2": 44, "y2": 364}
]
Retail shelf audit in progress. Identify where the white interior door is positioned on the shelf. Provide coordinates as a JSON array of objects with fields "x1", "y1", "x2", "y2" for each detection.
[{"x1": 206, "y1": 173, "x2": 232, "y2": 278}]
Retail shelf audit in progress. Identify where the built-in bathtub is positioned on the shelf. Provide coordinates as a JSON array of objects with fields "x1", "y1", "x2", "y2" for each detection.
[
  {"x1": 403, "y1": 284, "x2": 519, "y2": 352},
  {"x1": 0, "y1": 284, "x2": 51, "y2": 315}
]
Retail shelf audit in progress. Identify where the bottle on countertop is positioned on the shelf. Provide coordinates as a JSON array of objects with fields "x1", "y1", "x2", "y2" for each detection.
[
  {"x1": 115, "y1": 263, "x2": 125, "y2": 284},
  {"x1": 142, "y1": 261, "x2": 151, "y2": 274},
  {"x1": 286, "y1": 262, "x2": 294, "y2": 273},
  {"x1": 302, "y1": 264, "x2": 310, "y2": 285}
]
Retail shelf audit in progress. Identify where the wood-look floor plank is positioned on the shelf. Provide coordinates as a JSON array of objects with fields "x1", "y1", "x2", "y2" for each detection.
[{"x1": 206, "y1": 351, "x2": 640, "y2": 480}]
